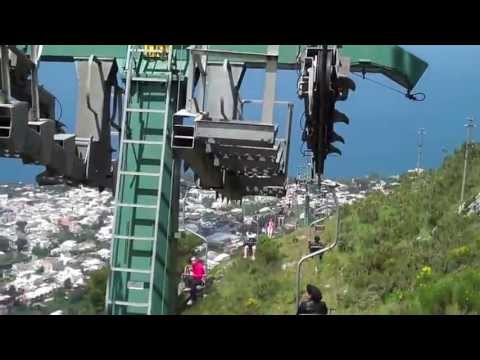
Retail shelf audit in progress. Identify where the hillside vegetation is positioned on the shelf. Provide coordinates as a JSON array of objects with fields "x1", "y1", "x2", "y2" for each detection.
[{"x1": 184, "y1": 143, "x2": 480, "y2": 315}]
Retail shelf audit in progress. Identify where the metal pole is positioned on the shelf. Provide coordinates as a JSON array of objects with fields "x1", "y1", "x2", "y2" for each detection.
[
  {"x1": 442, "y1": 147, "x2": 448, "y2": 159},
  {"x1": 182, "y1": 186, "x2": 189, "y2": 232},
  {"x1": 30, "y1": 45, "x2": 40, "y2": 122},
  {"x1": 241, "y1": 198, "x2": 244, "y2": 222},
  {"x1": 295, "y1": 185, "x2": 339, "y2": 312},
  {"x1": 0, "y1": 46, "x2": 11, "y2": 101},
  {"x1": 261, "y1": 45, "x2": 279, "y2": 125},
  {"x1": 304, "y1": 153, "x2": 312, "y2": 226},
  {"x1": 305, "y1": 185, "x2": 309, "y2": 227},
  {"x1": 460, "y1": 117, "x2": 476, "y2": 210},
  {"x1": 428, "y1": 148, "x2": 445, "y2": 224},
  {"x1": 257, "y1": 217, "x2": 259, "y2": 238},
  {"x1": 284, "y1": 103, "x2": 294, "y2": 177},
  {"x1": 416, "y1": 128, "x2": 426, "y2": 171},
  {"x1": 105, "y1": 45, "x2": 133, "y2": 315}
]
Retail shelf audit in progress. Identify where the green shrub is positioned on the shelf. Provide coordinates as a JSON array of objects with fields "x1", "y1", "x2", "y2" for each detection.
[
  {"x1": 84, "y1": 267, "x2": 109, "y2": 314},
  {"x1": 394, "y1": 269, "x2": 480, "y2": 315},
  {"x1": 32, "y1": 246, "x2": 50, "y2": 258},
  {"x1": 253, "y1": 277, "x2": 280, "y2": 301},
  {"x1": 76, "y1": 227, "x2": 96, "y2": 243},
  {"x1": 257, "y1": 235, "x2": 283, "y2": 265}
]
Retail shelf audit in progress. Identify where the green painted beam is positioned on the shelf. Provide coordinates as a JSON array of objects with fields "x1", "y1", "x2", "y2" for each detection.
[
  {"x1": 36, "y1": 44, "x2": 427, "y2": 90},
  {"x1": 342, "y1": 45, "x2": 428, "y2": 90},
  {"x1": 39, "y1": 45, "x2": 128, "y2": 61},
  {"x1": 39, "y1": 45, "x2": 287, "y2": 63},
  {"x1": 207, "y1": 45, "x2": 301, "y2": 69},
  {"x1": 208, "y1": 45, "x2": 428, "y2": 91}
]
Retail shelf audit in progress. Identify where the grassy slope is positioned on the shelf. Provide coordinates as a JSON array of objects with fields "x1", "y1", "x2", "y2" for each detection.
[{"x1": 184, "y1": 143, "x2": 480, "y2": 315}]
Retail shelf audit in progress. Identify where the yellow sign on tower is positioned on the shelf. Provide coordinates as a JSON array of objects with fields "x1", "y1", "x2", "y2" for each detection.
[{"x1": 144, "y1": 45, "x2": 170, "y2": 59}]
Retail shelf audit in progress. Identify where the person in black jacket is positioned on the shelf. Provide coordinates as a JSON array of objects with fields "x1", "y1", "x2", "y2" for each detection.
[
  {"x1": 308, "y1": 236, "x2": 325, "y2": 273},
  {"x1": 308, "y1": 236, "x2": 324, "y2": 255},
  {"x1": 297, "y1": 284, "x2": 328, "y2": 315}
]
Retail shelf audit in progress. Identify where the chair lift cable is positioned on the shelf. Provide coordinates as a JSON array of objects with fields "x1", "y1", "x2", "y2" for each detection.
[{"x1": 351, "y1": 72, "x2": 426, "y2": 102}]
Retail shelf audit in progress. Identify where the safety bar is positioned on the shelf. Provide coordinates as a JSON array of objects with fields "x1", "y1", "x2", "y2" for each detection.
[
  {"x1": 181, "y1": 184, "x2": 209, "y2": 279},
  {"x1": 184, "y1": 228, "x2": 209, "y2": 280}
]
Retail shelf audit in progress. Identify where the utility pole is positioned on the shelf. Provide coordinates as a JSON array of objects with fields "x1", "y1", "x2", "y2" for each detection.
[
  {"x1": 442, "y1": 147, "x2": 448, "y2": 157},
  {"x1": 459, "y1": 117, "x2": 476, "y2": 211},
  {"x1": 416, "y1": 128, "x2": 426, "y2": 171},
  {"x1": 304, "y1": 152, "x2": 312, "y2": 227},
  {"x1": 441, "y1": 146, "x2": 448, "y2": 162},
  {"x1": 428, "y1": 147, "x2": 447, "y2": 223}
]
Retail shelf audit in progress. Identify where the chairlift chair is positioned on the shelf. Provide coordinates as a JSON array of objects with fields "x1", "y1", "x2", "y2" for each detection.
[
  {"x1": 242, "y1": 216, "x2": 259, "y2": 259},
  {"x1": 179, "y1": 227, "x2": 209, "y2": 304}
]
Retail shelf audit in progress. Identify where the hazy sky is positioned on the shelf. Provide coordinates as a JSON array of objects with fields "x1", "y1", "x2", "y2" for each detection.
[{"x1": 1, "y1": 45, "x2": 478, "y2": 183}]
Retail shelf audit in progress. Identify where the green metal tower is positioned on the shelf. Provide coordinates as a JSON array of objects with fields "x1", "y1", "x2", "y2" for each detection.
[{"x1": 105, "y1": 45, "x2": 188, "y2": 315}]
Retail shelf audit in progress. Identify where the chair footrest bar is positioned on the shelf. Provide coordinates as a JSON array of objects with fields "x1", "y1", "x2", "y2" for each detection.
[
  {"x1": 132, "y1": 77, "x2": 168, "y2": 83},
  {"x1": 126, "y1": 108, "x2": 165, "y2": 114},
  {"x1": 119, "y1": 171, "x2": 161, "y2": 177},
  {"x1": 111, "y1": 267, "x2": 151, "y2": 274},
  {"x1": 112, "y1": 235, "x2": 156, "y2": 241},
  {"x1": 109, "y1": 300, "x2": 149, "y2": 308},
  {"x1": 117, "y1": 203, "x2": 158, "y2": 209},
  {"x1": 123, "y1": 140, "x2": 164, "y2": 145}
]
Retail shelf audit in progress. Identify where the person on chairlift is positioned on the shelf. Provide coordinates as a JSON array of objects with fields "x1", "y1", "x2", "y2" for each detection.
[
  {"x1": 267, "y1": 218, "x2": 275, "y2": 238},
  {"x1": 297, "y1": 284, "x2": 328, "y2": 315},
  {"x1": 186, "y1": 257, "x2": 206, "y2": 306},
  {"x1": 244, "y1": 232, "x2": 257, "y2": 261},
  {"x1": 308, "y1": 235, "x2": 325, "y2": 257},
  {"x1": 243, "y1": 221, "x2": 257, "y2": 261},
  {"x1": 308, "y1": 235, "x2": 325, "y2": 273}
]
